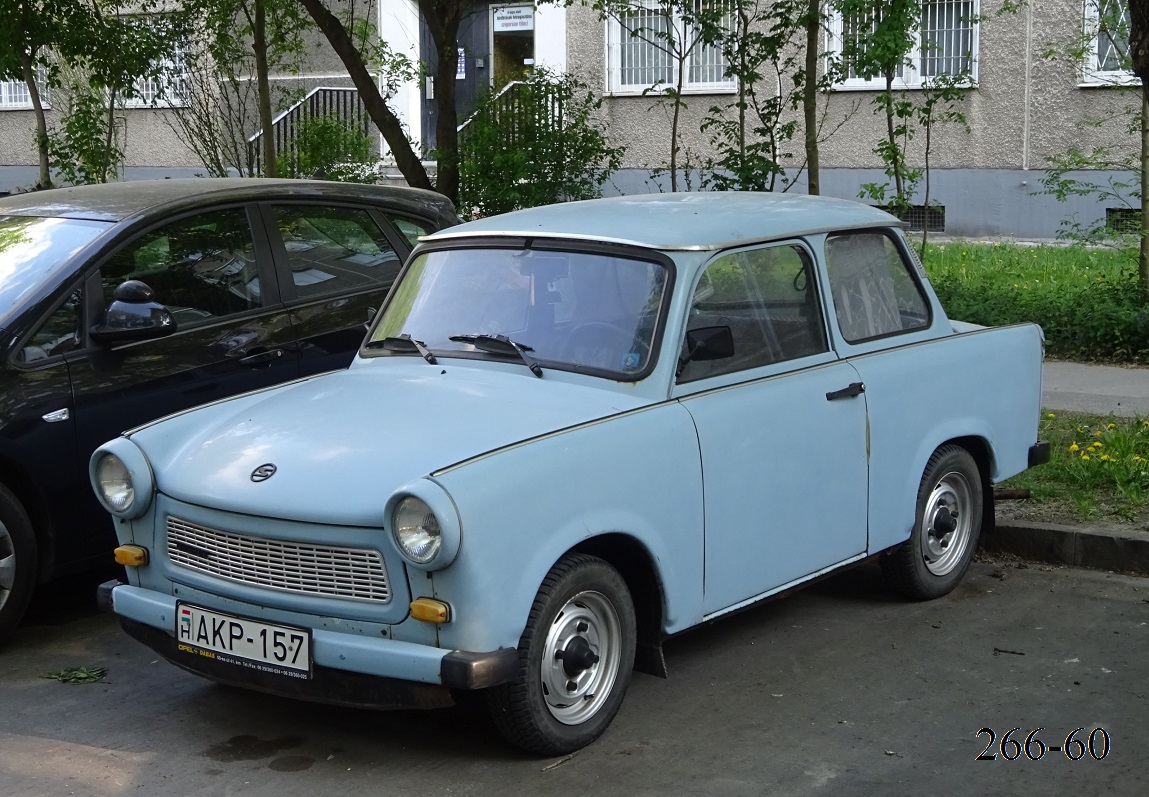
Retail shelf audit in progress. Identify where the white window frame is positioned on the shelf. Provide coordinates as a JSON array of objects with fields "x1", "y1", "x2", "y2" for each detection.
[
  {"x1": 0, "y1": 73, "x2": 49, "y2": 111},
  {"x1": 1082, "y1": 0, "x2": 1137, "y2": 86},
  {"x1": 827, "y1": 0, "x2": 979, "y2": 91},
  {"x1": 122, "y1": 41, "x2": 189, "y2": 108},
  {"x1": 604, "y1": 1, "x2": 735, "y2": 97}
]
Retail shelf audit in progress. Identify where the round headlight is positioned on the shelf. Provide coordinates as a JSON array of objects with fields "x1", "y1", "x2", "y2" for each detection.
[
  {"x1": 392, "y1": 496, "x2": 441, "y2": 564},
  {"x1": 96, "y1": 454, "x2": 134, "y2": 514}
]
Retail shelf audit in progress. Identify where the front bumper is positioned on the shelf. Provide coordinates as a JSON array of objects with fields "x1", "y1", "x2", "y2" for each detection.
[{"x1": 98, "y1": 581, "x2": 518, "y2": 699}]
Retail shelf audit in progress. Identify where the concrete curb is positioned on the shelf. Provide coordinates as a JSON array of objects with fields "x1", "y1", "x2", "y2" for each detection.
[{"x1": 982, "y1": 520, "x2": 1149, "y2": 576}]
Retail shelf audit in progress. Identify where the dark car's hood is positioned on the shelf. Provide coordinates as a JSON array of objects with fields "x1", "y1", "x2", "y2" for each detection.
[{"x1": 128, "y1": 358, "x2": 648, "y2": 525}]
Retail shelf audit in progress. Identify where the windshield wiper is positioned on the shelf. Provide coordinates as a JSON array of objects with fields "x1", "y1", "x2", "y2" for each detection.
[
  {"x1": 365, "y1": 333, "x2": 437, "y2": 364},
  {"x1": 448, "y1": 333, "x2": 543, "y2": 377}
]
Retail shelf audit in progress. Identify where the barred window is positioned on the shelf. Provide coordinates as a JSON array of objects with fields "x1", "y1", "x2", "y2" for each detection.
[
  {"x1": 606, "y1": 1, "x2": 735, "y2": 95},
  {"x1": 1083, "y1": 0, "x2": 1134, "y2": 84},
  {"x1": 0, "y1": 73, "x2": 49, "y2": 110},
  {"x1": 124, "y1": 41, "x2": 189, "y2": 107},
  {"x1": 829, "y1": 0, "x2": 979, "y2": 90}
]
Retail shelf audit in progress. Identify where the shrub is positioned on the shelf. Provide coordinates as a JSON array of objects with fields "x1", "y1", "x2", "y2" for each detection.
[
  {"x1": 276, "y1": 113, "x2": 374, "y2": 182},
  {"x1": 457, "y1": 69, "x2": 625, "y2": 218},
  {"x1": 925, "y1": 243, "x2": 1149, "y2": 363}
]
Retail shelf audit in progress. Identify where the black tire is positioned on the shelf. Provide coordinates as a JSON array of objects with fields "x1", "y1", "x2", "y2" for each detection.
[
  {"x1": 487, "y1": 553, "x2": 636, "y2": 756},
  {"x1": 882, "y1": 445, "x2": 983, "y2": 600},
  {"x1": 0, "y1": 484, "x2": 37, "y2": 648}
]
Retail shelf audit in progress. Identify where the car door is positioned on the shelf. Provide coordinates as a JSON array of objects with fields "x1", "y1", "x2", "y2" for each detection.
[
  {"x1": 262, "y1": 203, "x2": 423, "y2": 377},
  {"x1": 66, "y1": 204, "x2": 300, "y2": 557},
  {"x1": 673, "y1": 242, "x2": 870, "y2": 617}
]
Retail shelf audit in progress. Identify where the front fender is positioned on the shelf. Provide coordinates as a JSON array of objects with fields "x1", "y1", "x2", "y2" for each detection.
[{"x1": 426, "y1": 401, "x2": 704, "y2": 653}]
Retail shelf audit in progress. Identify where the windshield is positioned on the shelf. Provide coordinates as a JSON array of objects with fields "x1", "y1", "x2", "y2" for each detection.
[
  {"x1": 0, "y1": 215, "x2": 109, "y2": 319},
  {"x1": 370, "y1": 247, "x2": 669, "y2": 377}
]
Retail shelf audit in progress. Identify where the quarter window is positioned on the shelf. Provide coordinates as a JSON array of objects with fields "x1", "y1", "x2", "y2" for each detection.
[
  {"x1": 21, "y1": 289, "x2": 83, "y2": 364},
  {"x1": 825, "y1": 232, "x2": 928, "y2": 343},
  {"x1": 273, "y1": 206, "x2": 402, "y2": 302},
  {"x1": 102, "y1": 208, "x2": 260, "y2": 326},
  {"x1": 679, "y1": 243, "x2": 827, "y2": 383},
  {"x1": 828, "y1": 0, "x2": 979, "y2": 90}
]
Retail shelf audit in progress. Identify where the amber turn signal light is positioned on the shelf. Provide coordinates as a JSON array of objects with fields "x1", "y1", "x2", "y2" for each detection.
[
  {"x1": 410, "y1": 598, "x2": 450, "y2": 624},
  {"x1": 114, "y1": 545, "x2": 148, "y2": 567}
]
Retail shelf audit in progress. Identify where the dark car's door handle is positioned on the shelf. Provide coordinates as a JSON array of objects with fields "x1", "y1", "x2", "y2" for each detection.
[
  {"x1": 826, "y1": 382, "x2": 865, "y2": 401},
  {"x1": 238, "y1": 348, "x2": 285, "y2": 367}
]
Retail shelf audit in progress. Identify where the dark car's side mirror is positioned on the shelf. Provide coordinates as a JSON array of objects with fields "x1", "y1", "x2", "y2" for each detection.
[{"x1": 89, "y1": 280, "x2": 178, "y2": 345}]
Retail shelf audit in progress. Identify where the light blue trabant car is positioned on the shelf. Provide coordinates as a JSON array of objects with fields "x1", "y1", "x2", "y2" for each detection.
[{"x1": 91, "y1": 193, "x2": 1049, "y2": 755}]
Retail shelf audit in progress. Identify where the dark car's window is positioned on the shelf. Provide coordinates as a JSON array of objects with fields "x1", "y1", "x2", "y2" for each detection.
[
  {"x1": 371, "y1": 247, "x2": 667, "y2": 377},
  {"x1": 384, "y1": 214, "x2": 433, "y2": 248},
  {"x1": 0, "y1": 216, "x2": 109, "y2": 318},
  {"x1": 19, "y1": 288, "x2": 83, "y2": 364},
  {"x1": 273, "y1": 206, "x2": 402, "y2": 301},
  {"x1": 679, "y1": 243, "x2": 827, "y2": 383},
  {"x1": 825, "y1": 231, "x2": 929, "y2": 343},
  {"x1": 102, "y1": 208, "x2": 260, "y2": 326}
]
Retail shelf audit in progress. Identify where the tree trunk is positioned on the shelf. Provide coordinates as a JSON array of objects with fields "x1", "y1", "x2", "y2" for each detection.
[
  {"x1": 421, "y1": 0, "x2": 464, "y2": 202},
  {"x1": 298, "y1": 0, "x2": 432, "y2": 191},
  {"x1": 803, "y1": 0, "x2": 820, "y2": 195},
  {"x1": 20, "y1": 50, "x2": 51, "y2": 189},
  {"x1": 254, "y1": 0, "x2": 276, "y2": 177},
  {"x1": 1131, "y1": 0, "x2": 1149, "y2": 299}
]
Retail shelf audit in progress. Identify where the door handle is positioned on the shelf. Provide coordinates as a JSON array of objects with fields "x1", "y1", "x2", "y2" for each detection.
[
  {"x1": 826, "y1": 382, "x2": 865, "y2": 401},
  {"x1": 238, "y1": 348, "x2": 285, "y2": 367}
]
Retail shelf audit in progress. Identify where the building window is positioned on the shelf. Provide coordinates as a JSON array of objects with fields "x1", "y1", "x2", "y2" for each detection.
[
  {"x1": 1083, "y1": 0, "x2": 1134, "y2": 85},
  {"x1": 605, "y1": 1, "x2": 735, "y2": 95},
  {"x1": 122, "y1": 40, "x2": 188, "y2": 107},
  {"x1": 828, "y1": 0, "x2": 978, "y2": 90},
  {"x1": 0, "y1": 74, "x2": 49, "y2": 110}
]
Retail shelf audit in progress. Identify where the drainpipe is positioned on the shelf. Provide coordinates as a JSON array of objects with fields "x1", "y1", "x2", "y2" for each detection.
[{"x1": 1022, "y1": 0, "x2": 1033, "y2": 171}]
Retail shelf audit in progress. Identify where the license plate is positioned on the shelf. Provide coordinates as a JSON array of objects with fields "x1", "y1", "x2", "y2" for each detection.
[{"x1": 175, "y1": 603, "x2": 311, "y2": 679}]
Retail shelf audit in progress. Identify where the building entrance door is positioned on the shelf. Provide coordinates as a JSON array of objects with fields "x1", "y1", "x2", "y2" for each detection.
[{"x1": 492, "y1": 4, "x2": 535, "y2": 87}]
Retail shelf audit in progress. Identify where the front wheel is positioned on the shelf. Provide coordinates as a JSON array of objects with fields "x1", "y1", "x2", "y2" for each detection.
[
  {"x1": 882, "y1": 445, "x2": 983, "y2": 600},
  {"x1": 0, "y1": 484, "x2": 37, "y2": 647},
  {"x1": 487, "y1": 554, "x2": 636, "y2": 756}
]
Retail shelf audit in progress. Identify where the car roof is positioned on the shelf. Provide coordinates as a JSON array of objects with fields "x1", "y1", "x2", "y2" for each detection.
[
  {"x1": 427, "y1": 192, "x2": 901, "y2": 251},
  {"x1": 0, "y1": 178, "x2": 455, "y2": 224}
]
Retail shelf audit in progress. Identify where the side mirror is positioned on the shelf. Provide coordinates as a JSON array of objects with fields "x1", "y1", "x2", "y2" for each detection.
[
  {"x1": 683, "y1": 325, "x2": 734, "y2": 362},
  {"x1": 89, "y1": 280, "x2": 177, "y2": 345}
]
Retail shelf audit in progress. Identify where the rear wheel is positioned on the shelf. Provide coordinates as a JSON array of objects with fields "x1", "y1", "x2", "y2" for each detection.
[
  {"x1": 487, "y1": 554, "x2": 636, "y2": 755},
  {"x1": 0, "y1": 484, "x2": 37, "y2": 647},
  {"x1": 882, "y1": 445, "x2": 982, "y2": 600}
]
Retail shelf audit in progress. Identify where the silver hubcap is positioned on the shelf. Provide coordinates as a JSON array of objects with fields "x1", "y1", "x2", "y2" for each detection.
[
  {"x1": 540, "y1": 590, "x2": 622, "y2": 725},
  {"x1": 921, "y1": 470, "x2": 974, "y2": 576},
  {"x1": 0, "y1": 521, "x2": 15, "y2": 612}
]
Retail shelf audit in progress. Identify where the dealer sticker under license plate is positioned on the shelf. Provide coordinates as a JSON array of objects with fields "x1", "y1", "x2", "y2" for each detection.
[{"x1": 176, "y1": 603, "x2": 311, "y2": 679}]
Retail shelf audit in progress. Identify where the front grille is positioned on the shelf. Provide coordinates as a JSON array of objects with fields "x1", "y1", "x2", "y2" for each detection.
[{"x1": 166, "y1": 516, "x2": 391, "y2": 603}]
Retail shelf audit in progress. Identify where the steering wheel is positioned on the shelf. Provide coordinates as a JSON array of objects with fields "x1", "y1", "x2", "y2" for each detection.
[{"x1": 561, "y1": 321, "x2": 649, "y2": 371}]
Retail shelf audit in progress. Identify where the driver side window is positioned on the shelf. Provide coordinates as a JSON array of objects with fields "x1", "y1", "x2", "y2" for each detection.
[
  {"x1": 679, "y1": 243, "x2": 827, "y2": 383},
  {"x1": 101, "y1": 208, "x2": 260, "y2": 327}
]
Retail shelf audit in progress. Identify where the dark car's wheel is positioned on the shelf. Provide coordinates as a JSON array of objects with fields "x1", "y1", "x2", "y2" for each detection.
[
  {"x1": 0, "y1": 484, "x2": 37, "y2": 647},
  {"x1": 882, "y1": 445, "x2": 983, "y2": 600},
  {"x1": 487, "y1": 553, "x2": 636, "y2": 756}
]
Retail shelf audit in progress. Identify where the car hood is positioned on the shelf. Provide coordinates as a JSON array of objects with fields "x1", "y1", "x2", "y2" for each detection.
[{"x1": 129, "y1": 360, "x2": 648, "y2": 526}]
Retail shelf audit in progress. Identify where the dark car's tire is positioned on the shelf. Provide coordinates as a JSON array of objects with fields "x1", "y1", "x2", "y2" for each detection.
[
  {"x1": 487, "y1": 554, "x2": 636, "y2": 756},
  {"x1": 882, "y1": 445, "x2": 983, "y2": 600},
  {"x1": 0, "y1": 484, "x2": 37, "y2": 647}
]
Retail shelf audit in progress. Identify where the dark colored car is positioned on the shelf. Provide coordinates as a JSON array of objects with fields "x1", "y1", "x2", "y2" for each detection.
[{"x1": 0, "y1": 178, "x2": 458, "y2": 644}]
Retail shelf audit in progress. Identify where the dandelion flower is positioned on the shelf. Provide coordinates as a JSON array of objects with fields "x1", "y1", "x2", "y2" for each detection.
[
  {"x1": 1047, "y1": 413, "x2": 1056, "y2": 419},
  {"x1": 1082, "y1": 454, "x2": 1091, "y2": 461},
  {"x1": 1069, "y1": 443, "x2": 1079, "y2": 452},
  {"x1": 1107, "y1": 423, "x2": 1116, "y2": 430}
]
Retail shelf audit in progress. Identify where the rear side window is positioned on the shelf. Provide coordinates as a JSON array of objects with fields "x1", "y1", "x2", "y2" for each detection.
[
  {"x1": 273, "y1": 206, "x2": 402, "y2": 301},
  {"x1": 384, "y1": 214, "x2": 434, "y2": 247},
  {"x1": 825, "y1": 232, "x2": 929, "y2": 343}
]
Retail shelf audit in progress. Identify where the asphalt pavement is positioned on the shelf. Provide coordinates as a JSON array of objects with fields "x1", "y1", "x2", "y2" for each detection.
[{"x1": 989, "y1": 360, "x2": 1149, "y2": 575}]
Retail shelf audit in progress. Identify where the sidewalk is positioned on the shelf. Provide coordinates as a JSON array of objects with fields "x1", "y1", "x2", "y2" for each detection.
[{"x1": 985, "y1": 360, "x2": 1149, "y2": 575}]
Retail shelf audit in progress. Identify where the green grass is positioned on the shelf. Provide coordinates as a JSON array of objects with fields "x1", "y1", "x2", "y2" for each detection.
[
  {"x1": 923, "y1": 243, "x2": 1149, "y2": 363},
  {"x1": 1000, "y1": 412, "x2": 1149, "y2": 526}
]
